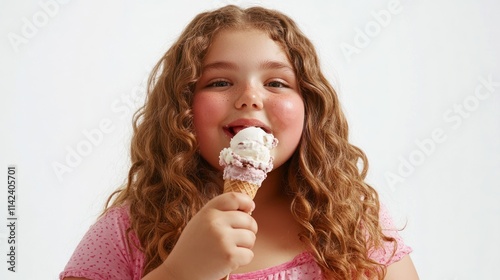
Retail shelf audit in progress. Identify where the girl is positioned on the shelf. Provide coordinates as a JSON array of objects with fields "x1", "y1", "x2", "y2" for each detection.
[{"x1": 61, "y1": 5, "x2": 418, "y2": 280}]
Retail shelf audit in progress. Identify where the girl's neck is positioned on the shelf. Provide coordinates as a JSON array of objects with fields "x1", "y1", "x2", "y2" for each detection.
[
  {"x1": 254, "y1": 165, "x2": 288, "y2": 205},
  {"x1": 233, "y1": 164, "x2": 306, "y2": 274}
]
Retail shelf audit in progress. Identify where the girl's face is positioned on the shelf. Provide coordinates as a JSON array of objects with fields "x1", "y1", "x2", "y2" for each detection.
[{"x1": 193, "y1": 29, "x2": 305, "y2": 171}]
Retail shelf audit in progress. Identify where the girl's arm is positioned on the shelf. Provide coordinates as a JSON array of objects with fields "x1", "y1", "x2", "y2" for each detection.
[
  {"x1": 143, "y1": 192, "x2": 257, "y2": 280},
  {"x1": 384, "y1": 255, "x2": 419, "y2": 280}
]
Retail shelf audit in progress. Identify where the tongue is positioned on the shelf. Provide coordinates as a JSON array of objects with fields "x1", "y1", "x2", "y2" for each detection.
[{"x1": 232, "y1": 126, "x2": 256, "y2": 135}]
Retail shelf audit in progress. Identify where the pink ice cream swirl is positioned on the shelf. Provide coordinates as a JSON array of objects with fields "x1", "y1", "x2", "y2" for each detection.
[
  {"x1": 219, "y1": 153, "x2": 274, "y2": 185},
  {"x1": 219, "y1": 127, "x2": 278, "y2": 186}
]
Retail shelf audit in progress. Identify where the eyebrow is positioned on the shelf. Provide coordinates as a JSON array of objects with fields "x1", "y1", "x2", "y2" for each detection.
[
  {"x1": 260, "y1": 60, "x2": 294, "y2": 72},
  {"x1": 202, "y1": 61, "x2": 239, "y2": 71},
  {"x1": 202, "y1": 60, "x2": 294, "y2": 72}
]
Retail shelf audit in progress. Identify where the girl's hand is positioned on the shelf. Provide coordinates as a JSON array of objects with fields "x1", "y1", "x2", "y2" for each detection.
[{"x1": 161, "y1": 192, "x2": 257, "y2": 280}]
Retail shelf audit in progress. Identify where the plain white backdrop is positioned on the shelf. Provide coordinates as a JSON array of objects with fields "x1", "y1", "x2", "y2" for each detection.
[{"x1": 1, "y1": 0, "x2": 499, "y2": 279}]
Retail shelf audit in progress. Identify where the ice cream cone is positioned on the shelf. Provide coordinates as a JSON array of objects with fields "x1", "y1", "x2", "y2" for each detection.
[
  {"x1": 222, "y1": 180, "x2": 259, "y2": 280},
  {"x1": 223, "y1": 179, "x2": 259, "y2": 199},
  {"x1": 219, "y1": 127, "x2": 278, "y2": 280}
]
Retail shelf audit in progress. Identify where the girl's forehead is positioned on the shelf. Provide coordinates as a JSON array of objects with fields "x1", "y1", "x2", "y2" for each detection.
[
  {"x1": 205, "y1": 28, "x2": 288, "y2": 60},
  {"x1": 211, "y1": 27, "x2": 270, "y2": 42},
  {"x1": 203, "y1": 33, "x2": 289, "y2": 70}
]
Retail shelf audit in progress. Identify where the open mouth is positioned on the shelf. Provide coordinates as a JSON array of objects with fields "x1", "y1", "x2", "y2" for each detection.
[{"x1": 224, "y1": 125, "x2": 269, "y2": 138}]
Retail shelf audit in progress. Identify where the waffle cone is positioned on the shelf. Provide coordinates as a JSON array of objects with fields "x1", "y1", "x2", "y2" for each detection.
[{"x1": 223, "y1": 179, "x2": 259, "y2": 199}]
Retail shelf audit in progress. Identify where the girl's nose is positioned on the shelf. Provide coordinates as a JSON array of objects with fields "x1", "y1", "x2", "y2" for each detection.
[{"x1": 235, "y1": 85, "x2": 263, "y2": 109}]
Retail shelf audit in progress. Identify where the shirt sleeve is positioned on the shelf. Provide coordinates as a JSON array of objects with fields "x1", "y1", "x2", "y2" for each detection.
[
  {"x1": 369, "y1": 204, "x2": 413, "y2": 266},
  {"x1": 59, "y1": 206, "x2": 144, "y2": 280}
]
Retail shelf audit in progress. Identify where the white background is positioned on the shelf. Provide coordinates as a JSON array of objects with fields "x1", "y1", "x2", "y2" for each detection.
[{"x1": 1, "y1": 0, "x2": 499, "y2": 279}]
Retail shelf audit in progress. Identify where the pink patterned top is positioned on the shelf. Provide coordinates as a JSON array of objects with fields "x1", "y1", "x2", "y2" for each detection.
[{"x1": 60, "y1": 205, "x2": 412, "y2": 280}]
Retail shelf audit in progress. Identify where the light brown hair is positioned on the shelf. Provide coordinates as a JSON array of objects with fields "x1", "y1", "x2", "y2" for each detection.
[{"x1": 107, "y1": 5, "x2": 396, "y2": 279}]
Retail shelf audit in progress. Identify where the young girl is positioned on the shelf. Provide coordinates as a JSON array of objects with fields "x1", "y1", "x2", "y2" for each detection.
[{"x1": 61, "y1": 5, "x2": 418, "y2": 280}]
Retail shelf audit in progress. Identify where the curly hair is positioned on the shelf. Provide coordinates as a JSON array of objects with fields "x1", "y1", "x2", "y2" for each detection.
[{"x1": 106, "y1": 5, "x2": 396, "y2": 279}]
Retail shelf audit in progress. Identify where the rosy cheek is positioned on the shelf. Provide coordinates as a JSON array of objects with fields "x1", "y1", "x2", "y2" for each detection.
[
  {"x1": 269, "y1": 96, "x2": 305, "y2": 129},
  {"x1": 192, "y1": 97, "x2": 205, "y2": 128},
  {"x1": 193, "y1": 94, "x2": 223, "y2": 126}
]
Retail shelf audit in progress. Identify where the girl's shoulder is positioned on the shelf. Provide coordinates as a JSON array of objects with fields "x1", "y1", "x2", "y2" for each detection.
[
  {"x1": 370, "y1": 204, "x2": 413, "y2": 265},
  {"x1": 101, "y1": 204, "x2": 132, "y2": 226},
  {"x1": 59, "y1": 205, "x2": 145, "y2": 280}
]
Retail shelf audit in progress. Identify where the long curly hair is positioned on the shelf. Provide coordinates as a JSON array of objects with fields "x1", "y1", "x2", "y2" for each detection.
[{"x1": 106, "y1": 5, "x2": 396, "y2": 279}]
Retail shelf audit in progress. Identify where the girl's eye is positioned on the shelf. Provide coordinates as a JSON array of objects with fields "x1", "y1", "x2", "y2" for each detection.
[
  {"x1": 266, "y1": 81, "x2": 287, "y2": 88},
  {"x1": 208, "y1": 80, "x2": 231, "y2": 87}
]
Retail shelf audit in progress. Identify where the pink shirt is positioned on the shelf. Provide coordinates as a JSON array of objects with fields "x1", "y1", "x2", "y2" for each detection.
[{"x1": 60, "y1": 205, "x2": 412, "y2": 280}]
